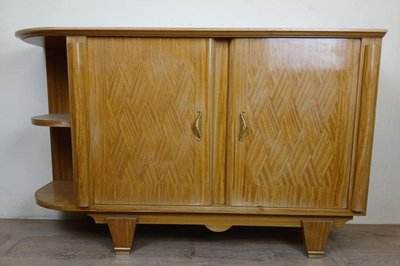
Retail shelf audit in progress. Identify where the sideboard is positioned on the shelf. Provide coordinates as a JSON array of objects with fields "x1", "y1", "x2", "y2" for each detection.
[{"x1": 16, "y1": 27, "x2": 386, "y2": 257}]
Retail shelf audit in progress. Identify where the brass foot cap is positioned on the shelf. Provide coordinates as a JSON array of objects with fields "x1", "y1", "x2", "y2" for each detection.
[
  {"x1": 114, "y1": 247, "x2": 131, "y2": 255},
  {"x1": 307, "y1": 251, "x2": 324, "y2": 258}
]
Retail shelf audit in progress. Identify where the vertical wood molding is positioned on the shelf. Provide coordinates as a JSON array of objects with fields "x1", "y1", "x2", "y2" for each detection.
[
  {"x1": 208, "y1": 38, "x2": 216, "y2": 204},
  {"x1": 302, "y1": 220, "x2": 333, "y2": 258},
  {"x1": 66, "y1": 36, "x2": 90, "y2": 207},
  {"x1": 225, "y1": 38, "x2": 241, "y2": 206},
  {"x1": 105, "y1": 216, "x2": 137, "y2": 255},
  {"x1": 211, "y1": 39, "x2": 229, "y2": 205},
  {"x1": 351, "y1": 38, "x2": 382, "y2": 212}
]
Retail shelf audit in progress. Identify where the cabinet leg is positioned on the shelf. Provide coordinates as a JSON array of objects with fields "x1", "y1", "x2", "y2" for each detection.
[
  {"x1": 302, "y1": 220, "x2": 333, "y2": 258},
  {"x1": 105, "y1": 216, "x2": 137, "y2": 255}
]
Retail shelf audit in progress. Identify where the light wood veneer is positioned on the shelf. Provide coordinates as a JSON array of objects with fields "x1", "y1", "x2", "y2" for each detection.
[
  {"x1": 18, "y1": 27, "x2": 386, "y2": 257},
  {"x1": 31, "y1": 114, "x2": 70, "y2": 127}
]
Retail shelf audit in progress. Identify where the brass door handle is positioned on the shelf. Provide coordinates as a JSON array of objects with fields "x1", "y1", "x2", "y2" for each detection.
[
  {"x1": 194, "y1": 110, "x2": 202, "y2": 141},
  {"x1": 239, "y1": 111, "x2": 247, "y2": 142}
]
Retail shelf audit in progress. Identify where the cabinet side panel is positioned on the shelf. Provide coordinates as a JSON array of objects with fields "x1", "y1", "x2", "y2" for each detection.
[
  {"x1": 66, "y1": 36, "x2": 90, "y2": 207},
  {"x1": 228, "y1": 38, "x2": 360, "y2": 208},
  {"x1": 88, "y1": 37, "x2": 211, "y2": 205},
  {"x1": 49, "y1": 128, "x2": 72, "y2": 181},
  {"x1": 45, "y1": 37, "x2": 70, "y2": 113},
  {"x1": 351, "y1": 38, "x2": 382, "y2": 213},
  {"x1": 45, "y1": 37, "x2": 73, "y2": 181}
]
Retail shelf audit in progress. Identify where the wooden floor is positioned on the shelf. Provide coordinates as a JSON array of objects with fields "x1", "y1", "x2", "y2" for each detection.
[{"x1": 0, "y1": 219, "x2": 399, "y2": 265}]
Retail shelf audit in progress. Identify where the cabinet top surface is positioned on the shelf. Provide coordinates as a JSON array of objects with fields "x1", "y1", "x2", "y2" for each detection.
[{"x1": 16, "y1": 27, "x2": 386, "y2": 46}]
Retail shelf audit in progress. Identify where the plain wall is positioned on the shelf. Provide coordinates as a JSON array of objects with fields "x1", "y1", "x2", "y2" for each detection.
[{"x1": 0, "y1": 0, "x2": 399, "y2": 223}]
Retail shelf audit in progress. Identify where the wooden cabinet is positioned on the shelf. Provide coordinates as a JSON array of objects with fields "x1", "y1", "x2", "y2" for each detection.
[{"x1": 16, "y1": 28, "x2": 386, "y2": 257}]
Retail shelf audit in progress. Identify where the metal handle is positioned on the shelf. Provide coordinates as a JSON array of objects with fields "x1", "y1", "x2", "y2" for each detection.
[
  {"x1": 239, "y1": 111, "x2": 247, "y2": 142},
  {"x1": 194, "y1": 110, "x2": 202, "y2": 141}
]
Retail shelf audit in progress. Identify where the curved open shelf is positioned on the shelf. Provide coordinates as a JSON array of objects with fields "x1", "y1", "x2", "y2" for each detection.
[
  {"x1": 31, "y1": 114, "x2": 71, "y2": 127},
  {"x1": 35, "y1": 181, "x2": 80, "y2": 211}
]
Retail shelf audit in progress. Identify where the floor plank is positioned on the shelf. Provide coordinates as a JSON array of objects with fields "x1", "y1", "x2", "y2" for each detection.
[{"x1": 0, "y1": 219, "x2": 399, "y2": 265}]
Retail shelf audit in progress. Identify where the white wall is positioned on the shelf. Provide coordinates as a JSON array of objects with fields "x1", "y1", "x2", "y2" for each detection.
[{"x1": 0, "y1": 0, "x2": 399, "y2": 223}]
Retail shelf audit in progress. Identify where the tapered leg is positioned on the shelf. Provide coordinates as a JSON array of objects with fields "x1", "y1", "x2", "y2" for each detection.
[
  {"x1": 302, "y1": 220, "x2": 333, "y2": 258},
  {"x1": 105, "y1": 216, "x2": 137, "y2": 255}
]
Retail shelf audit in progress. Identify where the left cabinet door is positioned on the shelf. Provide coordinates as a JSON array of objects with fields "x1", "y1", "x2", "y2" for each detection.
[{"x1": 86, "y1": 38, "x2": 211, "y2": 206}]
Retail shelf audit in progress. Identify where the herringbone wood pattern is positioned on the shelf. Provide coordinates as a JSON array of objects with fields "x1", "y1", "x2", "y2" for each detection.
[
  {"x1": 88, "y1": 38, "x2": 211, "y2": 205},
  {"x1": 228, "y1": 38, "x2": 360, "y2": 208}
]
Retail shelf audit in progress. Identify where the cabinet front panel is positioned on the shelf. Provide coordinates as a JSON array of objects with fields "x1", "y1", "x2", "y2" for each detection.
[
  {"x1": 88, "y1": 38, "x2": 211, "y2": 205},
  {"x1": 227, "y1": 38, "x2": 360, "y2": 208}
]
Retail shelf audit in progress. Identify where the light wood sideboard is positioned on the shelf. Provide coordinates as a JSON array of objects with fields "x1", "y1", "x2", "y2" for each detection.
[{"x1": 16, "y1": 28, "x2": 386, "y2": 257}]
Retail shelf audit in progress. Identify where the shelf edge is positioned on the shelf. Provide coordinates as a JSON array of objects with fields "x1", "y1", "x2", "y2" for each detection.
[{"x1": 31, "y1": 114, "x2": 71, "y2": 127}]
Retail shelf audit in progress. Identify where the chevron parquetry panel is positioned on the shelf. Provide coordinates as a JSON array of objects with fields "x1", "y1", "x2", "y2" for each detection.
[
  {"x1": 88, "y1": 38, "x2": 211, "y2": 205},
  {"x1": 227, "y1": 38, "x2": 361, "y2": 208}
]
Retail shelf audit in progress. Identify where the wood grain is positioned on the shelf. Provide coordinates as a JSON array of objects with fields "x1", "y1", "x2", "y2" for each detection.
[
  {"x1": 227, "y1": 38, "x2": 360, "y2": 208},
  {"x1": 19, "y1": 28, "x2": 385, "y2": 257},
  {"x1": 211, "y1": 39, "x2": 229, "y2": 205},
  {"x1": 35, "y1": 181, "x2": 355, "y2": 217},
  {"x1": 31, "y1": 114, "x2": 70, "y2": 127},
  {"x1": 49, "y1": 128, "x2": 73, "y2": 181},
  {"x1": 204, "y1": 224, "x2": 232, "y2": 232},
  {"x1": 35, "y1": 181, "x2": 76, "y2": 211},
  {"x1": 351, "y1": 38, "x2": 383, "y2": 213},
  {"x1": 44, "y1": 38, "x2": 73, "y2": 181},
  {"x1": 105, "y1": 216, "x2": 137, "y2": 254},
  {"x1": 87, "y1": 37, "x2": 211, "y2": 205},
  {"x1": 89, "y1": 213, "x2": 349, "y2": 228},
  {"x1": 16, "y1": 28, "x2": 387, "y2": 47},
  {"x1": 302, "y1": 220, "x2": 334, "y2": 258},
  {"x1": 66, "y1": 36, "x2": 90, "y2": 208},
  {"x1": 45, "y1": 37, "x2": 69, "y2": 114}
]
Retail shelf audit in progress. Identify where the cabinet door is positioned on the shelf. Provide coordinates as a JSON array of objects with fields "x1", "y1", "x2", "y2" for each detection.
[
  {"x1": 227, "y1": 38, "x2": 360, "y2": 208},
  {"x1": 88, "y1": 38, "x2": 211, "y2": 205}
]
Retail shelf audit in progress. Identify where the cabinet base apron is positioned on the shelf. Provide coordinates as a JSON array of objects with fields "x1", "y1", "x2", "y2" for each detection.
[{"x1": 87, "y1": 212, "x2": 351, "y2": 257}]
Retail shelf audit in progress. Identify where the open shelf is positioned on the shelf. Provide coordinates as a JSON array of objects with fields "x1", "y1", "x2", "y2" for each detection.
[
  {"x1": 35, "y1": 181, "x2": 80, "y2": 211},
  {"x1": 31, "y1": 114, "x2": 71, "y2": 127}
]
